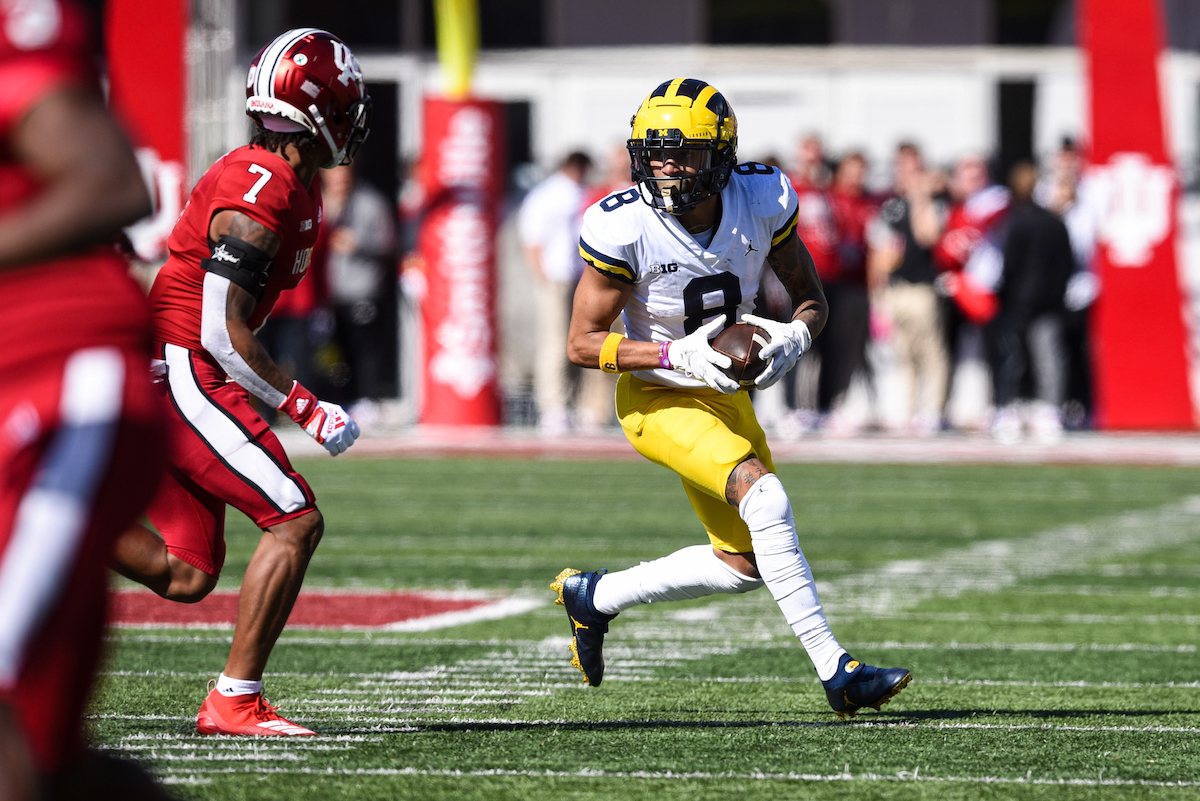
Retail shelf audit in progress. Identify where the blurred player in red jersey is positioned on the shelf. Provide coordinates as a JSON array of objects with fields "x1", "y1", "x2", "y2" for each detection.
[
  {"x1": 0, "y1": 0, "x2": 171, "y2": 797},
  {"x1": 111, "y1": 28, "x2": 370, "y2": 737},
  {"x1": 818, "y1": 152, "x2": 878, "y2": 433}
]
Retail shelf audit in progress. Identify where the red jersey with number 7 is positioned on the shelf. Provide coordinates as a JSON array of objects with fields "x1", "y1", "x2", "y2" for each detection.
[{"x1": 150, "y1": 145, "x2": 321, "y2": 350}]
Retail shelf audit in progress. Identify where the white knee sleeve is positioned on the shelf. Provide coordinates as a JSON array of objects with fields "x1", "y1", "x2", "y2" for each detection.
[
  {"x1": 591, "y1": 544, "x2": 764, "y2": 616},
  {"x1": 739, "y1": 473, "x2": 845, "y2": 681}
]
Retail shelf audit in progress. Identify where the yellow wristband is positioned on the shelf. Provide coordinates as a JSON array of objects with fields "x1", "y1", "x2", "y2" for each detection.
[{"x1": 599, "y1": 333, "x2": 625, "y2": 374}]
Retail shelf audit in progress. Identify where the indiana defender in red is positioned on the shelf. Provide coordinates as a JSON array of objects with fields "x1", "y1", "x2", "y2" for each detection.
[
  {"x1": 112, "y1": 28, "x2": 370, "y2": 737},
  {"x1": 0, "y1": 0, "x2": 171, "y2": 796}
]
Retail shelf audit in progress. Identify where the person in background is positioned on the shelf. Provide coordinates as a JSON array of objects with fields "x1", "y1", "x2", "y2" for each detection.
[
  {"x1": 819, "y1": 151, "x2": 877, "y2": 434},
  {"x1": 932, "y1": 154, "x2": 1010, "y2": 430},
  {"x1": 0, "y1": 0, "x2": 172, "y2": 796},
  {"x1": 257, "y1": 220, "x2": 330, "y2": 403},
  {"x1": 576, "y1": 145, "x2": 638, "y2": 430},
  {"x1": 1041, "y1": 137, "x2": 1098, "y2": 429},
  {"x1": 783, "y1": 135, "x2": 840, "y2": 430},
  {"x1": 518, "y1": 151, "x2": 593, "y2": 433},
  {"x1": 322, "y1": 163, "x2": 398, "y2": 424},
  {"x1": 984, "y1": 161, "x2": 1074, "y2": 442},
  {"x1": 868, "y1": 142, "x2": 949, "y2": 436}
]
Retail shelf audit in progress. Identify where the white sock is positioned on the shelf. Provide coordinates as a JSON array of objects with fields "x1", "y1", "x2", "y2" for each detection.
[
  {"x1": 591, "y1": 544, "x2": 764, "y2": 616},
  {"x1": 739, "y1": 474, "x2": 846, "y2": 681},
  {"x1": 216, "y1": 673, "x2": 263, "y2": 697}
]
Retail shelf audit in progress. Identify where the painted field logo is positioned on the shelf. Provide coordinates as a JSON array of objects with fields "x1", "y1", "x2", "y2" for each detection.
[
  {"x1": 110, "y1": 589, "x2": 541, "y2": 631},
  {"x1": 1090, "y1": 152, "x2": 1174, "y2": 267}
]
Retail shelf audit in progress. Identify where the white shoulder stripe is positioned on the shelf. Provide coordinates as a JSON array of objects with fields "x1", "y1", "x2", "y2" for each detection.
[{"x1": 256, "y1": 28, "x2": 321, "y2": 99}]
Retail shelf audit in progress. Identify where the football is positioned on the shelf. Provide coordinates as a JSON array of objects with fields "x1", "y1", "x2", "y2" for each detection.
[{"x1": 711, "y1": 322, "x2": 771, "y2": 388}]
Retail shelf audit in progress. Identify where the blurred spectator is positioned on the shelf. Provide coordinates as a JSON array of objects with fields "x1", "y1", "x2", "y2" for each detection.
[
  {"x1": 396, "y1": 156, "x2": 432, "y2": 417},
  {"x1": 785, "y1": 135, "x2": 840, "y2": 427},
  {"x1": 587, "y1": 144, "x2": 634, "y2": 203},
  {"x1": 933, "y1": 154, "x2": 1010, "y2": 430},
  {"x1": 322, "y1": 164, "x2": 398, "y2": 419},
  {"x1": 759, "y1": 154, "x2": 785, "y2": 171},
  {"x1": 789, "y1": 135, "x2": 840, "y2": 279},
  {"x1": 869, "y1": 142, "x2": 949, "y2": 436},
  {"x1": 749, "y1": 154, "x2": 798, "y2": 432},
  {"x1": 984, "y1": 161, "x2": 1075, "y2": 442},
  {"x1": 572, "y1": 145, "x2": 637, "y2": 430},
  {"x1": 792, "y1": 133, "x2": 832, "y2": 188},
  {"x1": 934, "y1": 154, "x2": 1010, "y2": 314},
  {"x1": 1041, "y1": 137, "x2": 1099, "y2": 429},
  {"x1": 816, "y1": 151, "x2": 877, "y2": 434},
  {"x1": 518, "y1": 151, "x2": 593, "y2": 433},
  {"x1": 258, "y1": 230, "x2": 329, "y2": 399}
]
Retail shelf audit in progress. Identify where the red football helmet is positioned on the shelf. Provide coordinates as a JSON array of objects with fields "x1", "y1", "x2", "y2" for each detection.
[{"x1": 246, "y1": 28, "x2": 370, "y2": 168}]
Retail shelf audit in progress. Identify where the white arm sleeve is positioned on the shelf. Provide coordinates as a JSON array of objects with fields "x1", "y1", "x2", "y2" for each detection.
[{"x1": 199, "y1": 271, "x2": 288, "y2": 408}]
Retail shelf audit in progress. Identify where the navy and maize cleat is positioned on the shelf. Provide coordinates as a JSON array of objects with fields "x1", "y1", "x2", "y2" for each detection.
[
  {"x1": 821, "y1": 653, "x2": 912, "y2": 720},
  {"x1": 550, "y1": 568, "x2": 616, "y2": 687}
]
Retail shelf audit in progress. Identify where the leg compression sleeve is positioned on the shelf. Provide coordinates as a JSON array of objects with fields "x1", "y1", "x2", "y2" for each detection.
[
  {"x1": 591, "y1": 544, "x2": 763, "y2": 616},
  {"x1": 739, "y1": 473, "x2": 845, "y2": 681}
]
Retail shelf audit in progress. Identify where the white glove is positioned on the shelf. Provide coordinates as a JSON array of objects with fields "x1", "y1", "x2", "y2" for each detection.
[
  {"x1": 278, "y1": 382, "x2": 361, "y2": 456},
  {"x1": 741, "y1": 314, "x2": 812, "y2": 389},
  {"x1": 666, "y1": 315, "x2": 740, "y2": 394},
  {"x1": 302, "y1": 400, "x2": 360, "y2": 455}
]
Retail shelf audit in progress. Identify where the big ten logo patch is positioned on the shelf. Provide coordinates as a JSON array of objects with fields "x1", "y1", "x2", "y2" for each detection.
[{"x1": 293, "y1": 247, "x2": 313, "y2": 275}]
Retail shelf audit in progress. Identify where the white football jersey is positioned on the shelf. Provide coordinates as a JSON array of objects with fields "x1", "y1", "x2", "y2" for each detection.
[{"x1": 579, "y1": 163, "x2": 800, "y2": 388}]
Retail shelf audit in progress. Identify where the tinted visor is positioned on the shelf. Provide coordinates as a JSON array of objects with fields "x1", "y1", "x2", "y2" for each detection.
[
  {"x1": 341, "y1": 97, "x2": 372, "y2": 165},
  {"x1": 643, "y1": 147, "x2": 713, "y2": 172}
]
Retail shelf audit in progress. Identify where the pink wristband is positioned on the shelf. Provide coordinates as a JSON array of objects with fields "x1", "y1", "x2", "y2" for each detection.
[{"x1": 658, "y1": 341, "x2": 672, "y2": 369}]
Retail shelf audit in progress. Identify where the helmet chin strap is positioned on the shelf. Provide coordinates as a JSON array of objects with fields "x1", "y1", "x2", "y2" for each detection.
[{"x1": 308, "y1": 103, "x2": 345, "y2": 168}]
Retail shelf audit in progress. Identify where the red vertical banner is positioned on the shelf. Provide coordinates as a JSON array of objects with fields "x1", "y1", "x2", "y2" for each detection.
[
  {"x1": 419, "y1": 98, "x2": 505, "y2": 426},
  {"x1": 1081, "y1": 0, "x2": 1194, "y2": 429},
  {"x1": 105, "y1": 0, "x2": 188, "y2": 261}
]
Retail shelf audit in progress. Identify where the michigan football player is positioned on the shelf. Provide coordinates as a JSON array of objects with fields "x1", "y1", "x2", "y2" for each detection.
[{"x1": 553, "y1": 78, "x2": 911, "y2": 719}]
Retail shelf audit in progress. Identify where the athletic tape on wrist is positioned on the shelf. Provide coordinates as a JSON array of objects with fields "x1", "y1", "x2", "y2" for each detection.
[{"x1": 599, "y1": 333, "x2": 625, "y2": 374}]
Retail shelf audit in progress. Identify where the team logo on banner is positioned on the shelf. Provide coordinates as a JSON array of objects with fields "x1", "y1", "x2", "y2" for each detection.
[
  {"x1": 430, "y1": 204, "x2": 495, "y2": 397},
  {"x1": 1090, "y1": 152, "x2": 1174, "y2": 268},
  {"x1": 419, "y1": 97, "x2": 504, "y2": 425}
]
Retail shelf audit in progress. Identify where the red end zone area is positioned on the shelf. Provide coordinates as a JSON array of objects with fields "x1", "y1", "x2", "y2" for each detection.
[{"x1": 109, "y1": 589, "x2": 519, "y2": 630}]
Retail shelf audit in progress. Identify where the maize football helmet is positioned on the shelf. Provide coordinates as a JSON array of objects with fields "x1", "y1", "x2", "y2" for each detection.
[
  {"x1": 628, "y1": 78, "x2": 737, "y2": 215},
  {"x1": 246, "y1": 28, "x2": 370, "y2": 168}
]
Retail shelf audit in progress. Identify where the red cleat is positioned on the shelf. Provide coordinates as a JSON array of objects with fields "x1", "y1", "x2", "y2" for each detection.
[{"x1": 196, "y1": 686, "x2": 315, "y2": 736}]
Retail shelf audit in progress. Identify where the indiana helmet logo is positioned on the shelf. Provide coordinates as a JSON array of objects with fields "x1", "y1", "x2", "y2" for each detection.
[{"x1": 1091, "y1": 152, "x2": 1174, "y2": 267}]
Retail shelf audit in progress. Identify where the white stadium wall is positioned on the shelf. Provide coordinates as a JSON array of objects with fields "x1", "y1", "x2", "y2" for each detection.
[
  {"x1": 344, "y1": 46, "x2": 1200, "y2": 182},
  {"x1": 207, "y1": 44, "x2": 1200, "y2": 423}
]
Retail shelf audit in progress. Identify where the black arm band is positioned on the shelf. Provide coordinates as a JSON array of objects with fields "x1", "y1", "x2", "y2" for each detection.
[{"x1": 201, "y1": 235, "x2": 274, "y2": 303}]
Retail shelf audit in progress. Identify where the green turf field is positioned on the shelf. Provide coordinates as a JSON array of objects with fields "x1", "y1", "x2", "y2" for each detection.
[{"x1": 95, "y1": 457, "x2": 1200, "y2": 799}]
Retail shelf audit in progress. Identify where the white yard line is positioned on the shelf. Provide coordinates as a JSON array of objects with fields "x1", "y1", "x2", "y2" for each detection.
[
  {"x1": 110, "y1": 594, "x2": 547, "y2": 633},
  {"x1": 818, "y1": 495, "x2": 1200, "y2": 615},
  {"x1": 152, "y1": 764, "x2": 1200, "y2": 787},
  {"x1": 97, "y1": 713, "x2": 1200, "y2": 734},
  {"x1": 828, "y1": 612, "x2": 1200, "y2": 625},
  {"x1": 97, "y1": 669, "x2": 1200, "y2": 689}
]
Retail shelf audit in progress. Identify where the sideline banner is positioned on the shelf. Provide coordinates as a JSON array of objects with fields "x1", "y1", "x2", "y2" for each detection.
[
  {"x1": 105, "y1": 0, "x2": 188, "y2": 262},
  {"x1": 418, "y1": 97, "x2": 505, "y2": 426},
  {"x1": 1081, "y1": 0, "x2": 1194, "y2": 429}
]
